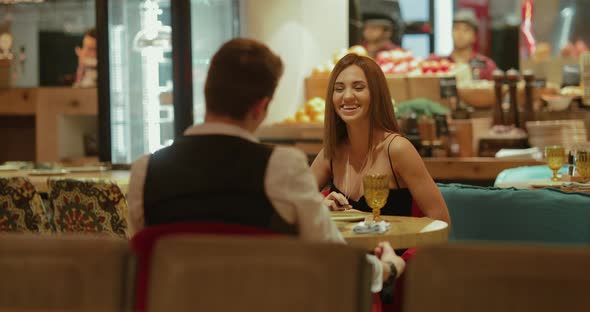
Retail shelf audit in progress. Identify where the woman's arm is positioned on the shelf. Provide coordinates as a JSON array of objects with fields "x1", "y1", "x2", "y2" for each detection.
[
  {"x1": 310, "y1": 148, "x2": 331, "y2": 191},
  {"x1": 388, "y1": 137, "x2": 451, "y2": 225},
  {"x1": 310, "y1": 148, "x2": 351, "y2": 211}
]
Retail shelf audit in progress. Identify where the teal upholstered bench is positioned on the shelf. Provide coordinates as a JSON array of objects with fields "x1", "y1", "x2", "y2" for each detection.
[{"x1": 438, "y1": 183, "x2": 590, "y2": 245}]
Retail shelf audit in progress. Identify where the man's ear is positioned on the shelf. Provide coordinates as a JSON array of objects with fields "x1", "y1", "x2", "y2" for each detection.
[{"x1": 75, "y1": 46, "x2": 81, "y2": 57}]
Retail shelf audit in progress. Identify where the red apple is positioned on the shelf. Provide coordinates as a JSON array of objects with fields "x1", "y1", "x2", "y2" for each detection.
[
  {"x1": 439, "y1": 59, "x2": 451, "y2": 72},
  {"x1": 390, "y1": 49, "x2": 404, "y2": 64},
  {"x1": 393, "y1": 62, "x2": 408, "y2": 74},
  {"x1": 420, "y1": 61, "x2": 431, "y2": 73},
  {"x1": 377, "y1": 51, "x2": 391, "y2": 64},
  {"x1": 380, "y1": 62, "x2": 395, "y2": 74},
  {"x1": 402, "y1": 50, "x2": 414, "y2": 62},
  {"x1": 430, "y1": 61, "x2": 441, "y2": 73}
]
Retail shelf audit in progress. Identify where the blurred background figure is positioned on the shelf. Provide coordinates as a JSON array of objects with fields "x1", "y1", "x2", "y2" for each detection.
[
  {"x1": 560, "y1": 39, "x2": 588, "y2": 59},
  {"x1": 361, "y1": 12, "x2": 400, "y2": 58},
  {"x1": 450, "y1": 8, "x2": 497, "y2": 80},
  {"x1": 428, "y1": 8, "x2": 497, "y2": 80},
  {"x1": 349, "y1": 0, "x2": 363, "y2": 47},
  {"x1": 73, "y1": 27, "x2": 97, "y2": 88}
]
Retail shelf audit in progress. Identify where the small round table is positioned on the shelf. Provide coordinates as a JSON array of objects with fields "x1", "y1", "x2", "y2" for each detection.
[{"x1": 333, "y1": 213, "x2": 449, "y2": 250}]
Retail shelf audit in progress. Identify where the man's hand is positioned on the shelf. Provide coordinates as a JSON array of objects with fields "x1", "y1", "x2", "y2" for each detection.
[{"x1": 374, "y1": 241, "x2": 405, "y2": 280}]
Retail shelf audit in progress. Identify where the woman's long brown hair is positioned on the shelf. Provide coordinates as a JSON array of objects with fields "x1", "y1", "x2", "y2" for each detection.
[{"x1": 324, "y1": 53, "x2": 400, "y2": 159}]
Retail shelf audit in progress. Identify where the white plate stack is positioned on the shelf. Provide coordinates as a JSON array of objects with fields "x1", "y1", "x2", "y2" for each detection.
[
  {"x1": 580, "y1": 51, "x2": 590, "y2": 106},
  {"x1": 526, "y1": 120, "x2": 588, "y2": 153}
]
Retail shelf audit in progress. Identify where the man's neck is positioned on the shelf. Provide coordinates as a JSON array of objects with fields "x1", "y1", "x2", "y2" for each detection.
[
  {"x1": 204, "y1": 113, "x2": 257, "y2": 134},
  {"x1": 366, "y1": 39, "x2": 389, "y2": 53},
  {"x1": 451, "y1": 48, "x2": 474, "y2": 63}
]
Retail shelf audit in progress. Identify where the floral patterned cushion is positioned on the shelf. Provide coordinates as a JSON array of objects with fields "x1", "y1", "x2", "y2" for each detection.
[
  {"x1": 48, "y1": 178, "x2": 128, "y2": 237},
  {"x1": 0, "y1": 177, "x2": 52, "y2": 233}
]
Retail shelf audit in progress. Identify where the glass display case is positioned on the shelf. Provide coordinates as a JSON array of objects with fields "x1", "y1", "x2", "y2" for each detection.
[
  {"x1": 100, "y1": 0, "x2": 238, "y2": 164},
  {"x1": 0, "y1": 0, "x2": 95, "y2": 87}
]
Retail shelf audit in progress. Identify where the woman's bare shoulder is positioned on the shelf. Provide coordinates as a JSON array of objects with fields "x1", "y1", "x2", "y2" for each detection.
[
  {"x1": 385, "y1": 134, "x2": 421, "y2": 164},
  {"x1": 313, "y1": 148, "x2": 329, "y2": 166},
  {"x1": 312, "y1": 148, "x2": 340, "y2": 172}
]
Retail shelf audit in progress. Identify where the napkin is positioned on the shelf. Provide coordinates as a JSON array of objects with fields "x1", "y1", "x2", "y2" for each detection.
[
  {"x1": 561, "y1": 182, "x2": 590, "y2": 192},
  {"x1": 495, "y1": 147, "x2": 543, "y2": 160},
  {"x1": 352, "y1": 221, "x2": 391, "y2": 234}
]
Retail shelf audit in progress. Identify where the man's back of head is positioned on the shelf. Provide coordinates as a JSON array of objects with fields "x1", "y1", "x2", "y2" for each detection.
[{"x1": 205, "y1": 38, "x2": 284, "y2": 123}]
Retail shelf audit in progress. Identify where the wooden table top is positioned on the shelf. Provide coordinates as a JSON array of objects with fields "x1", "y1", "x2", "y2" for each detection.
[
  {"x1": 333, "y1": 212, "x2": 449, "y2": 250},
  {"x1": 0, "y1": 170, "x2": 130, "y2": 194}
]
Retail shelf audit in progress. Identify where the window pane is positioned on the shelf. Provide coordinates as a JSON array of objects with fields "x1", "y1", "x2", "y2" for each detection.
[
  {"x1": 191, "y1": 0, "x2": 239, "y2": 124},
  {"x1": 399, "y1": 0, "x2": 429, "y2": 22},
  {"x1": 108, "y1": 0, "x2": 174, "y2": 163}
]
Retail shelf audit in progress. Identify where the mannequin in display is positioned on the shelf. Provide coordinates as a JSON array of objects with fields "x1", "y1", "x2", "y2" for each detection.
[
  {"x1": 429, "y1": 9, "x2": 497, "y2": 80},
  {"x1": 73, "y1": 28, "x2": 97, "y2": 88}
]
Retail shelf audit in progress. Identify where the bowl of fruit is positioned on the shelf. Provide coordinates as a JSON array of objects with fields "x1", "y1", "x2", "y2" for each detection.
[
  {"x1": 542, "y1": 94, "x2": 572, "y2": 111},
  {"x1": 457, "y1": 80, "x2": 497, "y2": 109},
  {"x1": 283, "y1": 97, "x2": 325, "y2": 124},
  {"x1": 376, "y1": 49, "x2": 418, "y2": 75},
  {"x1": 419, "y1": 59, "x2": 454, "y2": 75}
]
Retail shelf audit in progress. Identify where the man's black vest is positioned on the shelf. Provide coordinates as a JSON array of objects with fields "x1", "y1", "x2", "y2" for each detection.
[{"x1": 143, "y1": 135, "x2": 298, "y2": 235}]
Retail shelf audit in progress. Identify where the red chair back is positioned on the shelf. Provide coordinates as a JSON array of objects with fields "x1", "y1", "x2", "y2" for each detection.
[
  {"x1": 130, "y1": 222, "x2": 278, "y2": 312},
  {"x1": 411, "y1": 199, "x2": 424, "y2": 218},
  {"x1": 382, "y1": 200, "x2": 422, "y2": 312}
]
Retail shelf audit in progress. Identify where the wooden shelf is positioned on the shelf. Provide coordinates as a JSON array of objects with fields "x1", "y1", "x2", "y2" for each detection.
[
  {"x1": 305, "y1": 75, "x2": 454, "y2": 107},
  {"x1": 0, "y1": 88, "x2": 37, "y2": 115}
]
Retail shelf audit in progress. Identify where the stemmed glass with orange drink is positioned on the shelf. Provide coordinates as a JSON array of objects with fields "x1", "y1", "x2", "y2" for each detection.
[{"x1": 545, "y1": 146, "x2": 565, "y2": 182}]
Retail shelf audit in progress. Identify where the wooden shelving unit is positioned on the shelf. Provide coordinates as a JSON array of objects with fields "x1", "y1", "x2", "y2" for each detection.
[{"x1": 0, "y1": 87, "x2": 98, "y2": 163}]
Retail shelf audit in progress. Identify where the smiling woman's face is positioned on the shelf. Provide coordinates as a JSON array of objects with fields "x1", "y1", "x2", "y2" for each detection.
[{"x1": 332, "y1": 64, "x2": 371, "y2": 124}]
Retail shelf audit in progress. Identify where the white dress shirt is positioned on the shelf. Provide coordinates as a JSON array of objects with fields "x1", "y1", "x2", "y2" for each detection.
[{"x1": 127, "y1": 122, "x2": 383, "y2": 292}]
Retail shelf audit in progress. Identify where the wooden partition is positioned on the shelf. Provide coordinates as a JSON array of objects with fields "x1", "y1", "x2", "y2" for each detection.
[{"x1": 0, "y1": 87, "x2": 98, "y2": 164}]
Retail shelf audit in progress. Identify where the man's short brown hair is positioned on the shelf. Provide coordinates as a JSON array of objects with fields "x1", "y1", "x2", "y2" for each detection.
[{"x1": 205, "y1": 38, "x2": 284, "y2": 120}]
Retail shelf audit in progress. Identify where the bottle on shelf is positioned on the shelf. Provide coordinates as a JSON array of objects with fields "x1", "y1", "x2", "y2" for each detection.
[
  {"x1": 506, "y1": 69, "x2": 521, "y2": 128},
  {"x1": 492, "y1": 69, "x2": 505, "y2": 125},
  {"x1": 580, "y1": 51, "x2": 590, "y2": 107}
]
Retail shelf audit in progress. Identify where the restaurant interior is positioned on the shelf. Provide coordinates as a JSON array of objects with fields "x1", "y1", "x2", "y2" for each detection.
[{"x1": 0, "y1": 0, "x2": 589, "y2": 311}]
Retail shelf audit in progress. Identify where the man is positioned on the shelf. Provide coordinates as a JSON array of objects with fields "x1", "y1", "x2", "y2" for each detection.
[
  {"x1": 127, "y1": 38, "x2": 405, "y2": 293},
  {"x1": 450, "y1": 9, "x2": 497, "y2": 79},
  {"x1": 73, "y1": 28, "x2": 97, "y2": 87},
  {"x1": 361, "y1": 13, "x2": 400, "y2": 58},
  {"x1": 431, "y1": 9, "x2": 497, "y2": 80}
]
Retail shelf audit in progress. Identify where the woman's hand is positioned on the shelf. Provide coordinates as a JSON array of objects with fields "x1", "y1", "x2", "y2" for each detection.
[
  {"x1": 323, "y1": 192, "x2": 352, "y2": 211},
  {"x1": 374, "y1": 242, "x2": 405, "y2": 280}
]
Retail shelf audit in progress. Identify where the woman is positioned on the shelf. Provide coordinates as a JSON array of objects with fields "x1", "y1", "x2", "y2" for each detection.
[{"x1": 311, "y1": 53, "x2": 450, "y2": 224}]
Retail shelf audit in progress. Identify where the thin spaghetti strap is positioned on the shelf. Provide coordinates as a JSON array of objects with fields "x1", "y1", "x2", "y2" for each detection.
[
  {"x1": 383, "y1": 132, "x2": 394, "y2": 141},
  {"x1": 329, "y1": 159, "x2": 334, "y2": 184},
  {"x1": 387, "y1": 134, "x2": 402, "y2": 188}
]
